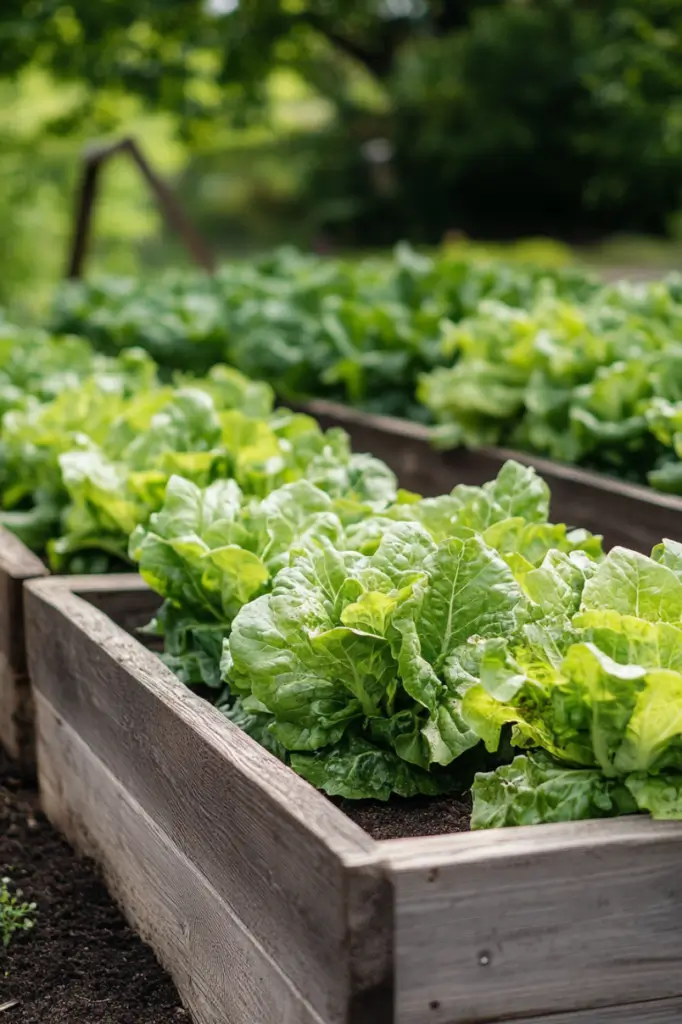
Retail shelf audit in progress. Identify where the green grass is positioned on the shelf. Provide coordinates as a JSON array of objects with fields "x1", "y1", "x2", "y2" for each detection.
[
  {"x1": 577, "y1": 234, "x2": 682, "y2": 273},
  {"x1": 0, "y1": 876, "x2": 36, "y2": 950}
]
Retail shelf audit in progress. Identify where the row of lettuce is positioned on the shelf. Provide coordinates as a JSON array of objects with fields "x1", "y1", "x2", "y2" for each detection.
[
  {"x1": 2, "y1": 320, "x2": 682, "y2": 827},
  {"x1": 51, "y1": 245, "x2": 682, "y2": 494},
  {"x1": 0, "y1": 321, "x2": 389, "y2": 571},
  {"x1": 51, "y1": 246, "x2": 597, "y2": 422},
  {"x1": 134, "y1": 465, "x2": 682, "y2": 827}
]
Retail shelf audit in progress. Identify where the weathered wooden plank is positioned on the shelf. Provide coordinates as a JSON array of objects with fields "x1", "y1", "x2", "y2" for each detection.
[
  {"x1": 0, "y1": 525, "x2": 48, "y2": 764},
  {"x1": 0, "y1": 565, "x2": 152, "y2": 766},
  {"x1": 67, "y1": 572, "x2": 162, "y2": 638},
  {"x1": 508, "y1": 995, "x2": 682, "y2": 1024},
  {"x1": 36, "y1": 692, "x2": 328, "y2": 1024},
  {"x1": 381, "y1": 820, "x2": 682, "y2": 1024},
  {"x1": 301, "y1": 399, "x2": 682, "y2": 552},
  {"x1": 25, "y1": 578, "x2": 393, "y2": 1024},
  {"x1": 413, "y1": 995, "x2": 682, "y2": 1024},
  {"x1": 418, "y1": 994, "x2": 682, "y2": 1024}
]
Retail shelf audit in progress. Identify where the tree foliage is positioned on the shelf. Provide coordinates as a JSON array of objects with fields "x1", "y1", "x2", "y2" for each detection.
[
  {"x1": 0, "y1": 2, "x2": 495, "y2": 105},
  {"x1": 2, "y1": 2, "x2": 682, "y2": 243}
]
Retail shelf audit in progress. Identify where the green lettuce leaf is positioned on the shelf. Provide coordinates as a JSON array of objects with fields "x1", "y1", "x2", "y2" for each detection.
[
  {"x1": 468, "y1": 540, "x2": 682, "y2": 827},
  {"x1": 291, "y1": 734, "x2": 459, "y2": 801},
  {"x1": 471, "y1": 753, "x2": 636, "y2": 829},
  {"x1": 625, "y1": 774, "x2": 682, "y2": 820},
  {"x1": 581, "y1": 546, "x2": 682, "y2": 623},
  {"x1": 224, "y1": 462, "x2": 599, "y2": 798},
  {"x1": 420, "y1": 281, "x2": 682, "y2": 493}
]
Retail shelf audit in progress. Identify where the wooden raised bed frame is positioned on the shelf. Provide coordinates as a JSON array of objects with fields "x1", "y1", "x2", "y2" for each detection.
[
  {"x1": 0, "y1": 520, "x2": 155, "y2": 772},
  {"x1": 24, "y1": 574, "x2": 682, "y2": 1024},
  {"x1": 300, "y1": 400, "x2": 682, "y2": 553},
  {"x1": 0, "y1": 524, "x2": 49, "y2": 765}
]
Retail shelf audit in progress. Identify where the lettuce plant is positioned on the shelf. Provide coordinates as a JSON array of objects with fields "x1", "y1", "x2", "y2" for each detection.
[
  {"x1": 51, "y1": 246, "x2": 596, "y2": 420},
  {"x1": 47, "y1": 392, "x2": 353, "y2": 571},
  {"x1": 130, "y1": 445, "x2": 398, "y2": 689},
  {"x1": 420, "y1": 277, "x2": 682, "y2": 492},
  {"x1": 466, "y1": 539, "x2": 682, "y2": 826},
  {"x1": 0, "y1": 338, "x2": 161, "y2": 557},
  {"x1": 132, "y1": 460, "x2": 601, "y2": 800},
  {"x1": 135, "y1": 456, "x2": 682, "y2": 824},
  {"x1": 0, "y1": 322, "x2": 135, "y2": 417},
  {"x1": 0, "y1": 322, "x2": 381, "y2": 572},
  {"x1": 226, "y1": 477, "x2": 602, "y2": 798}
]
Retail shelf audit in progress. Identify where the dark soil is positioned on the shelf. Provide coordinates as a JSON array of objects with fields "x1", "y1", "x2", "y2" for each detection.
[
  {"x1": 340, "y1": 792, "x2": 472, "y2": 841},
  {"x1": 0, "y1": 749, "x2": 185, "y2": 1023}
]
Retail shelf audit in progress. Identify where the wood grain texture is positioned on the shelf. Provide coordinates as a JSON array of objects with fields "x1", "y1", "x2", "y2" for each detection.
[
  {"x1": 0, "y1": 654, "x2": 30, "y2": 763},
  {"x1": 300, "y1": 399, "x2": 682, "y2": 552},
  {"x1": 68, "y1": 572, "x2": 162, "y2": 637},
  {"x1": 0, "y1": 566, "x2": 152, "y2": 765},
  {"x1": 0, "y1": 526, "x2": 48, "y2": 764},
  {"x1": 409, "y1": 994, "x2": 682, "y2": 1024},
  {"x1": 505, "y1": 996, "x2": 682, "y2": 1024},
  {"x1": 25, "y1": 578, "x2": 392, "y2": 1024},
  {"x1": 381, "y1": 820, "x2": 682, "y2": 1024},
  {"x1": 0, "y1": 524, "x2": 47, "y2": 582},
  {"x1": 36, "y1": 693, "x2": 328, "y2": 1024}
]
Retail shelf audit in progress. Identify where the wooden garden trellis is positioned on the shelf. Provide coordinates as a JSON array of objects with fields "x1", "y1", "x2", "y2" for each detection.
[{"x1": 66, "y1": 136, "x2": 216, "y2": 279}]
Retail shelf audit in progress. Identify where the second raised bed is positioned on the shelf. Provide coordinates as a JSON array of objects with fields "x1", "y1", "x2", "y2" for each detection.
[{"x1": 300, "y1": 399, "x2": 682, "y2": 553}]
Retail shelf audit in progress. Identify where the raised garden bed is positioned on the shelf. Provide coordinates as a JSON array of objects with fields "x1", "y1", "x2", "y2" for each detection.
[
  {"x1": 299, "y1": 399, "x2": 682, "y2": 553},
  {"x1": 23, "y1": 574, "x2": 682, "y2": 1024}
]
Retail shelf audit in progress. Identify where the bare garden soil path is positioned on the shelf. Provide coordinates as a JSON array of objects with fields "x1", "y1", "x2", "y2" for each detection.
[{"x1": 0, "y1": 749, "x2": 185, "y2": 1024}]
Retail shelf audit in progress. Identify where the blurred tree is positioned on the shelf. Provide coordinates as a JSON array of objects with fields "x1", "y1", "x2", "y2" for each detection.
[
  {"x1": 0, "y1": 2, "x2": 495, "y2": 111},
  {"x1": 0, "y1": 67, "x2": 187, "y2": 315},
  {"x1": 1, "y1": 1, "x2": 682, "y2": 248}
]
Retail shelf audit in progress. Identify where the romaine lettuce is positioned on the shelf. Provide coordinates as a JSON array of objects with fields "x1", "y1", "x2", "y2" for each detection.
[
  {"x1": 50, "y1": 246, "x2": 597, "y2": 420},
  {"x1": 0, "y1": 323, "x2": 390, "y2": 572},
  {"x1": 420, "y1": 278, "x2": 682, "y2": 492},
  {"x1": 136, "y1": 460, "x2": 604, "y2": 801},
  {"x1": 467, "y1": 543, "x2": 682, "y2": 826}
]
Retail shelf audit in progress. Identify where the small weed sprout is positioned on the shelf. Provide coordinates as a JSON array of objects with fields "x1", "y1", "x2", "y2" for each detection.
[{"x1": 0, "y1": 876, "x2": 36, "y2": 949}]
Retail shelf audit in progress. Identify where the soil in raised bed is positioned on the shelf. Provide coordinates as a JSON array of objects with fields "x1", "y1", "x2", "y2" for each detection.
[
  {"x1": 340, "y1": 792, "x2": 472, "y2": 841},
  {"x1": 0, "y1": 749, "x2": 186, "y2": 1023}
]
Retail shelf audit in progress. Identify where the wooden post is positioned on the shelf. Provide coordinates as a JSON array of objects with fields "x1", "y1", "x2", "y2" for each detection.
[{"x1": 0, "y1": 527, "x2": 48, "y2": 769}]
